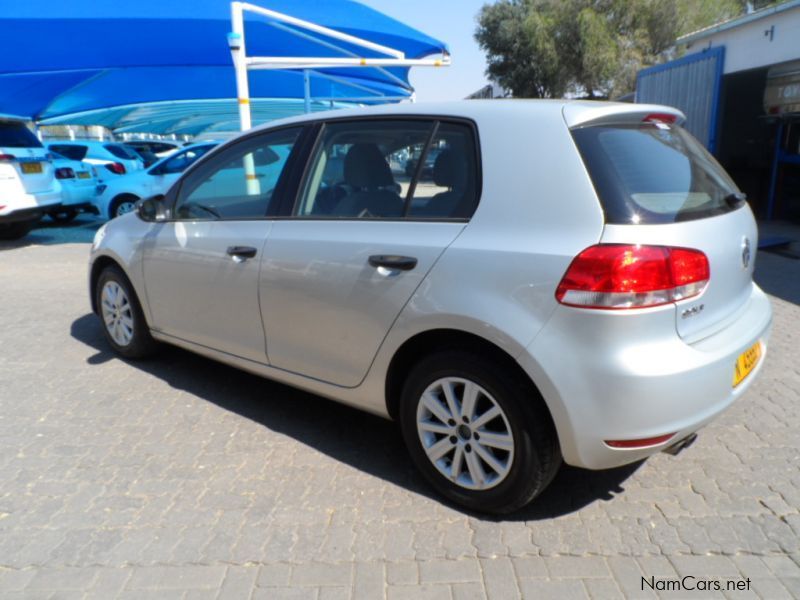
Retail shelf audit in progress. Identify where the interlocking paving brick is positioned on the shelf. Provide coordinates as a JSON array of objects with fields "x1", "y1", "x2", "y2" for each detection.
[
  {"x1": 386, "y1": 561, "x2": 417, "y2": 585},
  {"x1": 544, "y1": 557, "x2": 610, "y2": 578},
  {"x1": 518, "y1": 578, "x2": 588, "y2": 600},
  {"x1": 290, "y1": 563, "x2": 353, "y2": 587},
  {"x1": 419, "y1": 559, "x2": 481, "y2": 583},
  {"x1": 387, "y1": 584, "x2": 452, "y2": 600}
]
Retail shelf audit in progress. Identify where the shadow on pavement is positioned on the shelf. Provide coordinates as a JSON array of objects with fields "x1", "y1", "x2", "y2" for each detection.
[
  {"x1": 71, "y1": 312, "x2": 642, "y2": 521},
  {"x1": 0, "y1": 214, "x2": 102, "y2": 250}
]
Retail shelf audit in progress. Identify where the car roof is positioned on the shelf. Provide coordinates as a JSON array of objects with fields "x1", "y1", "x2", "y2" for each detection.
[{"x1": 240, "y1": 99, "x2": 685, "y2": 133}]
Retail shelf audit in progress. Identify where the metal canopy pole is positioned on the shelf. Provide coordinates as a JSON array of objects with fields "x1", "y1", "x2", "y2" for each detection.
[
  {"x1": 229, "y1": 2, "x2": 259, "y2": 195},
  {"x1": 303, "y1": 70, "x2": 311, "y2": 114},
  {"x1": 228, "y1": 1, "x2": 451, "y2": 129},
  {"x1": 228, "y1": 3, "x2": 252, "y2": 132}
]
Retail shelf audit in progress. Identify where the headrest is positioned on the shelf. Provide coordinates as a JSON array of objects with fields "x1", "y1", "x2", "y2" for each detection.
[
  {"x1": 433, "y1": 150, "x2": 456, "y2": 187},
  {"x1": 344, "y1": 144, "x2": 394, "y2": 189}
]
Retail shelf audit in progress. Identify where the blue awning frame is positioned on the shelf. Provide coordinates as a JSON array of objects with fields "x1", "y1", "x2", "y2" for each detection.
[
  {"x1": 0, "y1": 0, "x2": 450, "y2": 136},
  {"x1": 228, "y1": 1, "x2": 450, "y2": 131}
]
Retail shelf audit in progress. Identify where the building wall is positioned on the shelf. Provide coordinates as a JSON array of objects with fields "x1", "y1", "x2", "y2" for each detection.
[{"x1": 683, "y1": 5, "x2": 800, "y2": 74}]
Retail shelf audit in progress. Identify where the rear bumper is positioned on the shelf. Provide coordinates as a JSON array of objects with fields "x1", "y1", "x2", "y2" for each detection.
[
  {"x1": 0, "y1": 189, "x2": 62, "y2": 222},
  {"x1": 519, "y1": 283, "x2": 772, "y2": 469}
]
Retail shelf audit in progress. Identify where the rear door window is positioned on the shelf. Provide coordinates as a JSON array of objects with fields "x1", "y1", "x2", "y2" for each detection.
[
  {"x1": 0, "y1": 122, "x2": 43, "y2": 148},
  {"x1": 104, "y1": 144, "x2": 140, "y2": 160},
  {"x1": 49, "y1": 144, "x2": 88, "y2": 161},
  {"x1": 572, "y1": 123, "x2": 740, "y2": 224},
  {"x1": 295, "y1": 119, "x2": 479, "y2": 220}
]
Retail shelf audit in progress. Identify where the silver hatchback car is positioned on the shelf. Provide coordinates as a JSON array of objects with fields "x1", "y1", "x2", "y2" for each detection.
[{"x1": 90, "y1": 101, "x2": 772, "y2": 513}]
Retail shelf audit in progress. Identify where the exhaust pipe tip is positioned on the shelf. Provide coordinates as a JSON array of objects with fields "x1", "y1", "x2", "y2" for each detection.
[{"x1": 662, "y1": 432, "x2": 698, "y2": 456}]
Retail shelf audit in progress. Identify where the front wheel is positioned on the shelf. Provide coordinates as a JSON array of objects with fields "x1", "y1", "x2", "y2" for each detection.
[
  {"x1": 399, "y1": 350, "x2": 561, "y2": 514},
  {"x1": 95, "y1": 266, "x2": 158, "y2": 358},
  {"x1": 109, "y1": 195, "x2": 138, "y2": 219}
]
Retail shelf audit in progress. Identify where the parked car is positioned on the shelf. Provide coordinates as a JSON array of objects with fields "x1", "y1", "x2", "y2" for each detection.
[
  {"x1": 97, "y1": 143, "x2": 217, "y2": 219},
  {"x1": 89, "y1": 101, "x2": 772, "y2": 513},
  {"x1": 125, "y1": 140, "x2": 182, "y2": 159},
  {"x1": 48, "y1": 152, "x2": 102, "y2": 222},
  {"x1": 0, "y1": 117, "x2": 61, "y2": 239},
  {"x1": 46, "y1": 140, "x2": 144, "y2": 177}
]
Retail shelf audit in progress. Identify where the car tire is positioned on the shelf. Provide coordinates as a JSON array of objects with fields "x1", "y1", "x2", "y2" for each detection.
[
  {"x1": 399, "y1": 350, "x2": 561, "y2": 514},
  {"x1": 109, "y1": 195, "x2": 139, "y2": 220},
  {"x1": 0, "y1": 219, "x2": 36, "y2": 240},
  {"x1": 95, "y1": 265, "x2": 158, "y2": 359},
  {"x1": 49, "y1": 208, "x2": 78, "y2": 223}
]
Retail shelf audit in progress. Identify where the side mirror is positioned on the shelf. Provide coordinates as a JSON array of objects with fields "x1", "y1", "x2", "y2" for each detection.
[{"x1": 136, "y1": 194, "x2": 168, "y2": 222}]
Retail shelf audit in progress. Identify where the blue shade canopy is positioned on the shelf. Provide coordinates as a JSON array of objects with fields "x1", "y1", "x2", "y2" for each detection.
[{"x1": 0, "y1": 0, "x2": 447, "y2": 135}]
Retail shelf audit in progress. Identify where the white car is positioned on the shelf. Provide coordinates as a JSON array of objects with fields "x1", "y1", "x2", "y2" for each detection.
[
  {"x1": 0, "y1": 117, "x2": 61, "y2": 240},
  {"x1": 98, "y1": 143, "x2": 216, "y2": 219},
  {"x1": 48, "y1": 152, "x2": 103, "y2": 222},
  {"x1": 90, "y1": 100, "x2": 771, "y2": 513},
  {"x1": 125, "y1": 140, "x2": 182, "y2": 159},
  {"x1": 46, "y1": 140, "x2": 144, "y2": 178}
]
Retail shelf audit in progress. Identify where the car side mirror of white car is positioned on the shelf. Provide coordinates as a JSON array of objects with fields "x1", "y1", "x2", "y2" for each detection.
[{"x1": 137, "y1": 194, "x2": 168, "y2": 222}]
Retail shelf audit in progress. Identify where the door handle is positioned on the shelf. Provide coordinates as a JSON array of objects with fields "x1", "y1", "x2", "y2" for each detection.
[
  {"x1": 368, "y1": 255, "x2": 418, "y2": 271},
  {"x1": 227, "y1": 246, "x2": 258, "y2": 260}
]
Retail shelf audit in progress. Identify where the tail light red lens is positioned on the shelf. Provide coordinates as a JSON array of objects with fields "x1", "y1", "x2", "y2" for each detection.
[
  {"x1": 556, "y1": 244, "x2": 709, "y2": 309},
  {"x1": 55, "y1": 167, "x2": 76, "y2": 179},
  {"x1": 105, "y1": 162, "x2": 126, "y2": 175},
  {"x1": 0, "y1": 153, "x2": 17, "y2": 161}
]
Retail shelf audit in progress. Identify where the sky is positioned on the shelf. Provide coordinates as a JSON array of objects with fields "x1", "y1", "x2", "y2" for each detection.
[{"x1": 359, "y1": 0, "x2": 492, "y2": 102}]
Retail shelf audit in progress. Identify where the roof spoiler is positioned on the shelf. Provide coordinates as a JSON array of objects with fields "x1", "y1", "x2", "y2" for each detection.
[{"x1": 563, "y1": 102, "x2": 685, "y2": 129}]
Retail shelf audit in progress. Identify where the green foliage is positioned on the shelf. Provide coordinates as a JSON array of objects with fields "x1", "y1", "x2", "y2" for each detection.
[{"x1": 474, "y1": 0, "x2": 767, "y2": 99}]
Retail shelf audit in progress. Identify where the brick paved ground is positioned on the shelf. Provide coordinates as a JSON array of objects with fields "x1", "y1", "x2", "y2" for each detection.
[{"x1": 1, "y1": 216, "x2": 799, "y2": 599}]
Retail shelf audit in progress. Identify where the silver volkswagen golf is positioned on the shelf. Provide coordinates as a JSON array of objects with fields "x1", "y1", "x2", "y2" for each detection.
[{"x1": 90, "y1": 101, "x2": 772, "y2": 513}]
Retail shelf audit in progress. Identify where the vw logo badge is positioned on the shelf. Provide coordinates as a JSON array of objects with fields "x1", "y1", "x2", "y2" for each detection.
[{"x1": 741, "y1": 237, "x2": 751, "y2": 269}]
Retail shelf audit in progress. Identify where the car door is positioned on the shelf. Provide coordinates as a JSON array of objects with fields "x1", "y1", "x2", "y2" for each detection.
[
  {"x1": 140, "y1": 126, "x2": 305, "y2": 363},
  {"x1": 260, "y1": 118, "x2": 481, "y2": 387}
]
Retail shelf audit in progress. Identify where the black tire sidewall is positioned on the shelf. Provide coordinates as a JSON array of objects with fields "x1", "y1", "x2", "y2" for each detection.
[{"x1": 399, "y1": 351, "x2": 558, "y2": 514}]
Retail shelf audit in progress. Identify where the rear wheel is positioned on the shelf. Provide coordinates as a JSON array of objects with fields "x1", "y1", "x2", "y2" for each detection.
[
  {"x1": 399, "y1": 350, "x2": 561, "y2": 514},
  {"x1": 109, "y1": 195, "x2": 138, "y2": 219},
  {"x1": 95, "y1": 265, "x2": 158, "y2": 358},
  {"x1": 0, "y1": 219, "x2": 36, "y2": 240},
  {"x1": 49, "y1": 208, "x2": 78, "y2": 223}
]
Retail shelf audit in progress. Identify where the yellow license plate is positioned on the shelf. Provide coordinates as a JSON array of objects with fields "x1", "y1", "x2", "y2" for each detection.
[
  {"x1": 21, "y1": 162, "x2": 43, "y2": 174},
  {"x1": 77, "y1": 171, "x2": 91, "y2": 179},
  {"x1": 733, "y1": 341, "x2": 762, "y2": 387}
]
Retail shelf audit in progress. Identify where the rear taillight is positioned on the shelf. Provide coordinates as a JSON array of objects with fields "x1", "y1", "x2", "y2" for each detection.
[
  {"x1": 555, "y1": 244, "x2": 709, "y2": 309},
  {"x1": 105, "y1": 162, "x2": 126, "y2": 175},
  {"x1": 55, "y1": 167, "x2": 76, "y2": 179},
  {"x1": 0, "y1": 154, "x2": 16, "y2": 161}
]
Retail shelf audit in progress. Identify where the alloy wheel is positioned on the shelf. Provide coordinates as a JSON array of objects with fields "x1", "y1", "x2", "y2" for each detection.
[
  {"x1": 100, "y1": 280, "x2": 134, "y2": 346},
  {"x1": 416, "y1": 376, "x2": 515, "y2": 491}
]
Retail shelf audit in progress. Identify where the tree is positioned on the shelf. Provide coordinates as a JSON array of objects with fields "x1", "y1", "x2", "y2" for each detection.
[{"x1": 475, "y1": 0, "x2": 757, "y2": 99}]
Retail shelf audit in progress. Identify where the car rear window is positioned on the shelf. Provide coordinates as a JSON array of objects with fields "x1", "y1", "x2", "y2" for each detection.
[
  {"x1": 571, "y1": 123, "x2": 740, "y2": 224},
  {"x1": 49, "y1": 144, "x2": 88, "y2": 161},
  {"x1": 104, "y1": 144, "x2": 140, "y2": 160},
  {"x1": 0, "y1": 121, "x2": 43, "y2": 148}
]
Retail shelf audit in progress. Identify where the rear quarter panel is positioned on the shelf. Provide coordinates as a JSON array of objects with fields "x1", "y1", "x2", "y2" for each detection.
[{"x1": 357, "y1": 103, "x2": 606, "y2": 415}]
